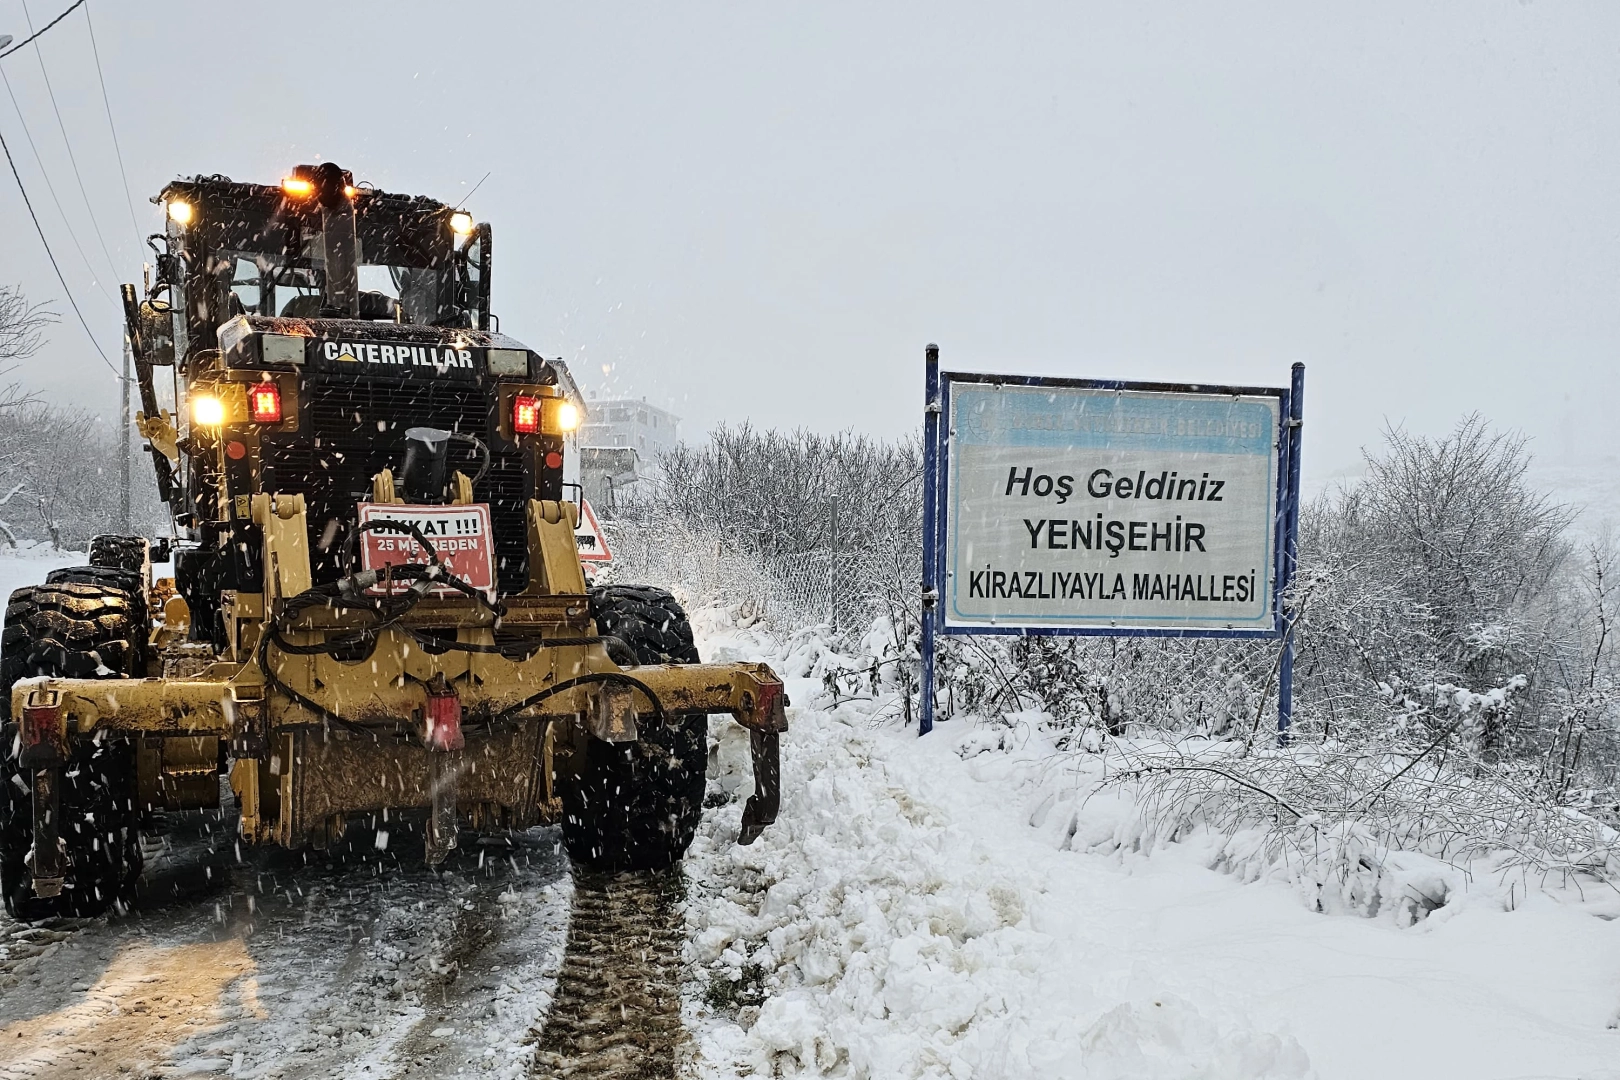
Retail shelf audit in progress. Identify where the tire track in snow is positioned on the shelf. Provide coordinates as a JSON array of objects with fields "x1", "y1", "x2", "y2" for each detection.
[
  {"x1": 530, "y1": 869, "x2": 688, "y2": 1079},
  {"x1": 0, "y1": 814, "x2": 570, "y2": 1079}
]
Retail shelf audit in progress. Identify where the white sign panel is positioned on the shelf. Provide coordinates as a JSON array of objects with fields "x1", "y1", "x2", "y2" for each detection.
[
  {"x1": 575, "y1": 499, "x2": 613, "y2": 563},
  {"x1": 944, "y1": 381, "x2": 1281, "y2": 632},
  {"x1": 359, "y1": 503, "x2": 496, "y2": 599}
]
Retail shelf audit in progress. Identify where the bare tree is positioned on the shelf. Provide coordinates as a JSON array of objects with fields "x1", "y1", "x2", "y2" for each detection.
[{"x1": 0, "y1": 286, "x2": 51, "y2": 418}]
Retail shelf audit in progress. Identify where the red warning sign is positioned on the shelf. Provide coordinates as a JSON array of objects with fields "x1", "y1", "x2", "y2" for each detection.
[
  {"x1": 575, "y1": 499, "x2": 613, "y2": 563},
  {"x1": 359, "y1": 503, "x2": 496, "y2": 597}
]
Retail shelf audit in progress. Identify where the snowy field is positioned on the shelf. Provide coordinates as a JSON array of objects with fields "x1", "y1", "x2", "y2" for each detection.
[
  {"x1": 683, "y1": 613, "x2": 1620, "y2": 1080},
  {"x1": 0, "y1": 544, "x2": 90, "y2": 604},
  {"x1": 0, "y1": 549, "x2": 1614, "y2": 1077}
]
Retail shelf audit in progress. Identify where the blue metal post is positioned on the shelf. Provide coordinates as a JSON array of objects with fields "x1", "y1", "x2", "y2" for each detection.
[
  {"x1": 920, "y1": 344, "x2": 941, "y2": 736},
  {"x1": 1277, "y1": 362, "x2": 1305, "y2": 745}
]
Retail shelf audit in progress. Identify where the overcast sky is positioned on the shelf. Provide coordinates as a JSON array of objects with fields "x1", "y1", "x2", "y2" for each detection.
[{"x1": 0, "y1": 1, "x2": 1615, "y2": 481}]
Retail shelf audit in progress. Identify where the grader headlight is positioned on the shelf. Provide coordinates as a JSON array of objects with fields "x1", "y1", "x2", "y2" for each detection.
[
  {"x1": 189, "y1": 385, "x2": 248, "y2": 427},
  {"x1": 190, "y1": 394, "x2": 225, "y2": 428}
]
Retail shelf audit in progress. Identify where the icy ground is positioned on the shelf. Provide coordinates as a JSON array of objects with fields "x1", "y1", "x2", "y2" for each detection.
[
  {"x1": 682, "y1": 612, "x2": 1620, "y2": 1080},
  {"x1": 0, "y1": 549, "x2": 572, "y2": 1079}
]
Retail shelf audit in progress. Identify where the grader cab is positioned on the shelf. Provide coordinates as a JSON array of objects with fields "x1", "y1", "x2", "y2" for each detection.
[{"x1": 0, "y1": 163, "x2": 785, "y2": 919}]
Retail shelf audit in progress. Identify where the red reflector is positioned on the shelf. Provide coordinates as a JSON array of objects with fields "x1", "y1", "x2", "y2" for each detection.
[
  {"x1": 512, "y1": 395, "x2": 541, "y2": 434},
  {"x1": 424, "y1": 686, "x2": 464, "y2": 751},
  {"x1": 226, "y1": 440, "x2": 247, "y2": 460},
  {"x1": 544, "y1": 451, "x2": 563, "y2": 469},
  {"x1": 250, "y1": 384, "x2": 282, "y2": 423}
]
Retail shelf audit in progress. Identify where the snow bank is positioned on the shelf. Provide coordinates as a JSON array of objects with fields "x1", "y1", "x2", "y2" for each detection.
[{"x1": 682, "y1": 615, "x2": 1620, "y2": 1079}]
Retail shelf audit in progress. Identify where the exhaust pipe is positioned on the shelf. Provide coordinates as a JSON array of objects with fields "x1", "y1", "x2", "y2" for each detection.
[{"x1": 316, "y1": 162, "x2": 359, "y2": 318}]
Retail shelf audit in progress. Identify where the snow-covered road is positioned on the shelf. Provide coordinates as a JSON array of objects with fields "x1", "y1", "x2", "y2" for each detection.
[
  {"x1": 684, "y1": 617, "x2": 1620, "y2": 1080},
  {"x1": 0, "y1": 549, "x2": 1616, "y2": 1078},
  {"x1": 0, "y1": 809, "x2": 570, "y2": 1079}
]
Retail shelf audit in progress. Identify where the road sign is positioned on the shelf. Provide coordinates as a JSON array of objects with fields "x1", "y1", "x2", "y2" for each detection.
[
  {"x1": 575, "y1": 499, "x2": 613, "y2": 563},
  {"x1": 359, "y1": 503, "x2": 495, "y2": 597},
  {"x1": 943, "y1": 380, "x2": 1285, "y2": 634},
  {"x1": 918, "y1": 349, "x2": 1304, "y2": 738}
]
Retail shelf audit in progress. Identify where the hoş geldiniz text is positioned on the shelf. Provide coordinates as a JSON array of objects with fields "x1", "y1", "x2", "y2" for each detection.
[{"x1": 1003, "y1": 465, "x2": 1227, "y2": 505}]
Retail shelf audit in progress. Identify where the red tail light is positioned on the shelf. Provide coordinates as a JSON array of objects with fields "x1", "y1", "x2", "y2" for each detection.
[
  {"x1": 512, "y1": 395, "x2": 541, "y2": 435},
  {"x1": 249, "y1": 383, "x2": 283, "y2": 424},
  {"x1": 424, "y1": 683, "x2": 464, "y2": 751}
]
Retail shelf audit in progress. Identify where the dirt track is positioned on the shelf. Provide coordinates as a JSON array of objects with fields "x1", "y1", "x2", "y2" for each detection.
[{"x1": 531, "y1": 871, "x2": 689, "y2": 1079}]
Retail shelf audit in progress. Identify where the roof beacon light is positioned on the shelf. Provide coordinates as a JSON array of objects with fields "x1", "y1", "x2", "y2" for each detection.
[
  {"x1": 449, "y1": 211, "x2": 475, "y2": 237},
  {"x1": 281, "y1": 176, "x2": 315, "y2": 198},
  {"x1": 512, "y1": 395, "x2": 541, "y2": 435},
  {"x1": 249, "y1": 383, "x2": 283, "y2": 424}
]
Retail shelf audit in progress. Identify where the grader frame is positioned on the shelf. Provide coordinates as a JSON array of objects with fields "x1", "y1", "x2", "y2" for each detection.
[{"x1": 12, "y1": 490, "x2": 784, "y2": 897}]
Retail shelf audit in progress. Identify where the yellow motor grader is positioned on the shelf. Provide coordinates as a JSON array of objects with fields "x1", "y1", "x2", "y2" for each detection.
[{"x1": 0, "y1": 163, "x2": 785, "y2": 919}]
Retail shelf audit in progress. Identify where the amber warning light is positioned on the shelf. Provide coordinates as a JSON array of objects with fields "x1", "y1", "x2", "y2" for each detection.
[{"x1": 250, "y1": 384, "x2": 283, "y2": 424}]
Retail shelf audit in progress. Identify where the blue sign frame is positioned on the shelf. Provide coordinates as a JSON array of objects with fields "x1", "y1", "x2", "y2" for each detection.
[{"x1": 918, "y1": 349, "x2": 1305, "y2": 738}]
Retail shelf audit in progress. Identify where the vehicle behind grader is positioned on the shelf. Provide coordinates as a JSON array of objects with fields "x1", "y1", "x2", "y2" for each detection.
[{"x1": 0, "y1": 162, "x2": 786, "y2": 919}]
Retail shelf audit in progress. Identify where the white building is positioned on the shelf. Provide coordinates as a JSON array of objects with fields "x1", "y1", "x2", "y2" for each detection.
[
  {"x1": 578, "y1": 397, "x2": 681, "y2": 509},
  {"x1": 579, "y1": 397, "x2": 681, "y2": 462}
]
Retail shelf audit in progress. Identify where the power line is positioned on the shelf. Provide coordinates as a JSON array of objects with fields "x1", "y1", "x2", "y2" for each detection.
[
  {"x1": 0, "y1": 0, "x2": 84, "y2": 59},
  {"x1": 82, "y1": 2, "x2": 140, "y2": 248},
  {"x1": 0, "y1": 62, "x2": 110, "y2": 300},
  {"x1": 21, "y1": 0, "x2": 121, "y2": 284},
  {"x1": 0, "y1": 124, "x2": 118, "y2": 376}
]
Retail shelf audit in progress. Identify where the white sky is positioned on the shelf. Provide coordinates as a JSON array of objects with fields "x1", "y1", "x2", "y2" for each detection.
[{"x1": 0, "y1": 1, "x2": 1616, "y2": 481}]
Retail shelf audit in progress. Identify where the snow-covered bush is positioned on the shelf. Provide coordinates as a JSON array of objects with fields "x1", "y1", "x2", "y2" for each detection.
[
  {"x1": 602, "y1": 424, "x2": 922, "y2": 636},
  {"x1": 610, "y1": 415, "x2": 1620, "y2": 898},
  {"x1": 1111, "y1": 418, "x2": 1620, "y2": 898},
  {"x1": 0, "y1": 400, "x2": 166, "y2": 548}
]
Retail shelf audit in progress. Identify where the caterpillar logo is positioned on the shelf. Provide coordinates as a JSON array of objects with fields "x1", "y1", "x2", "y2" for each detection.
[{"x1": 322, "y1": 340, "x2": 475, "y2": 371}]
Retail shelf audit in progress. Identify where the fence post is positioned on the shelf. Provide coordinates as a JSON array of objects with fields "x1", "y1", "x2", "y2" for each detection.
[
  {"x1": 1277, "y1": 362, "x2": 1305, "y2": 745},
  {"x1": 920, "y1": 344, "x2": 941, "y2": 736}
]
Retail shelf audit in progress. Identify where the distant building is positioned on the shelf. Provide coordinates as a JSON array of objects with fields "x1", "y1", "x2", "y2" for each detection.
[
  {"x1": 578, "y1": 446, "x2": 641, "y2": 513},
  {"x1": 579, "y1": 398, "x2": 680, "y2": 461},
  {"x1": 578, "y1": 397, "x2": 681, "y2": 510}
]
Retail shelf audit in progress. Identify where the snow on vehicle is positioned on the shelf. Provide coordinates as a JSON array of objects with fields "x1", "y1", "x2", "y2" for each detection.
[{"x1": 0, "y1": 163, "x2": 785, "y2": 919}]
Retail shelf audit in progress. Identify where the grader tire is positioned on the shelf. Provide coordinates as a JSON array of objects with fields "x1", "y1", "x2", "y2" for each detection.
[
  {"x1": 88, "y1": 534, "x2": 149, "y2": 575},
  {"x1": 587, "y1": 584, "x2": 700, "y2": 666},
  {"x1": 0, "y1": 582, "x2": 143, "y2": 919},
  {"x1": 561, "y1": 586, "x2": 706, "y2": 872}
]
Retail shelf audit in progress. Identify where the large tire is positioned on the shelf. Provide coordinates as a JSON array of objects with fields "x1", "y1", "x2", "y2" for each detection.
[
  {"x1": 43, "y1": 567, "x2": 147, "y2": 644},
  {"x1": 88, "y1": 535, "x2": 149, "y2": 575},
  {"x1": 0, "y1": 582, "x2": 143, "y2": 919},
  {"x1": 587, "y1": 584, "x2": 700, "y2": 665},
  {"x1": 560, "y1": 586, "x2": 706, "y2": 872}
]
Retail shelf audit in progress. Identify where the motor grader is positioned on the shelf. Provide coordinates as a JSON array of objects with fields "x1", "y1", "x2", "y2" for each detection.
[{"x1": 0, "y1": 162, "x2": 785, "y2": 919}]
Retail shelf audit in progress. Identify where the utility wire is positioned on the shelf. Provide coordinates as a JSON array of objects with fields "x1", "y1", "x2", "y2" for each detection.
[
  {"x1": 0, "y1": 0, "x2": 84, "y2": 59},
  {"x1": 455, "y1": 171, "x2": 491, "y2": 209},
  {"x1": 21, "y1": 0, "x2": 121, "y2": 284},
  {"x1": 82, "y1": 2, "x2": 140, "y2": 247},
  {"x1": 0, "y1": 63, "x2": 109, "y2": 300},
  {"x1": 0, "y1": 124, "x2": 118, "y2": 376}
]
